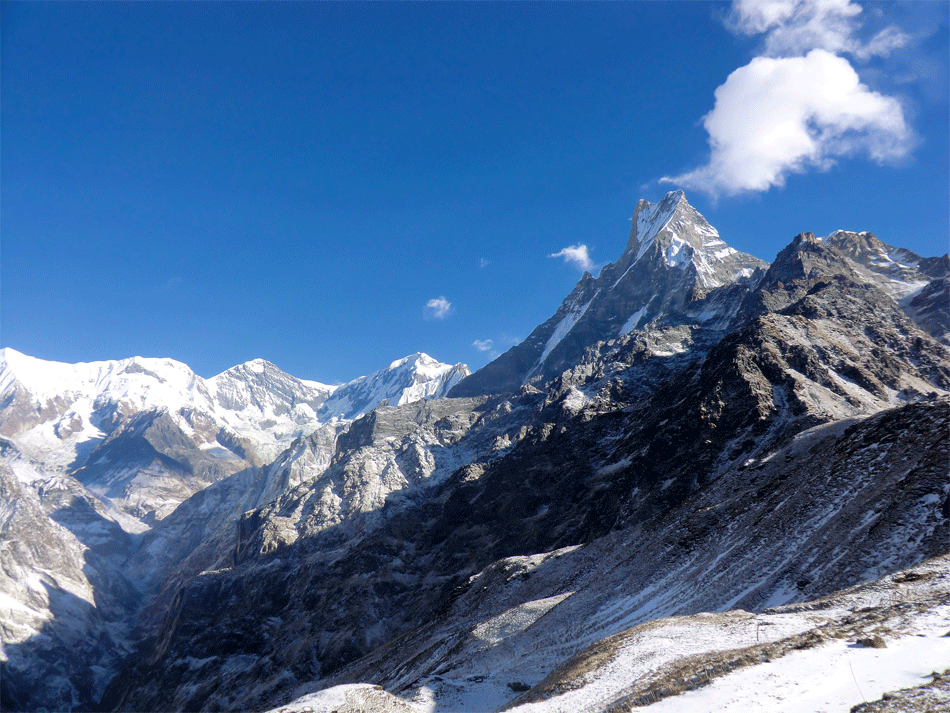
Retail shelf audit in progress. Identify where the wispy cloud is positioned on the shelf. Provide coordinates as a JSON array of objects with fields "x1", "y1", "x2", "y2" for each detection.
[
  {"x1": 549, "y1": 244, "x2": 594, "y2": 272},
  {"x1": 423, "y1": 296, "x2": 452, "y2": 320},
  {"x1": 479, "y1": 258, "x2": 490, "y2": 268},
  {"x1": 728, "y1": 0, "x2": 909, "y2": 60},
  {"x1": 472, "y1": 339, "x2": 494, "y2": 352},
  {"x1": 663, "y1": 0, "x2": 914, "y2": 198}
]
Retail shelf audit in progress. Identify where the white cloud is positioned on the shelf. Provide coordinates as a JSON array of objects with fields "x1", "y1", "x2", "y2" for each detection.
[
  {"x1": 472, "y1": 339, "x2": 494, "y2": 352},
  {"x1": 664, "y1": 49, "x2": 912, "y2": 197},
  {"x1": 664, "y1": 0, "x2": 915, "y2": 199},
  {"x1": 549, "y1": 244, "x2": 594, "y2": 272},
  {"x1": 855, "y1": 25, "x2": 911, "y2": 61},
  {"x1": 479, "y1": 258, "x2": 490, "y2": 268},
  {"x1": 728, "y1": 0, "x2": 908, "y2": 60},
  {"x1": 423, "y1": 296, "x2": 452, "y2": 320}
]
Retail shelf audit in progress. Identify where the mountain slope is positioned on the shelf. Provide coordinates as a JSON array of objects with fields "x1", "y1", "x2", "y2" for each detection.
[
  {"x1": 0, "y1": 350, "x2": 468, "y2": 713},
  {"x1": 272, "y1": 553, "x2": 950, "y2": 713},
  {"x1": 0, "y1": 453, "x2": 137, "y2": 712}
]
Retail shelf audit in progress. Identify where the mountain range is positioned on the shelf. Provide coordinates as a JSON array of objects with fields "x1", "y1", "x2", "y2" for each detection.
[{"x1": 1, "y1": 191, "x2": 948, "y2": 713}]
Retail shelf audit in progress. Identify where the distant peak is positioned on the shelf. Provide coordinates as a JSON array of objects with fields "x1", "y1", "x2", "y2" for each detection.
[
  {"x1": 827, "y1": 230, "x2": 872, "y2": 239},
  {"x1": 625, "y1": 190, "x2": 709, "y2": 259},
  {"x1": 388, "y1": 352, "x2": 430, "y2": 370},
  {"x1": 824, "y1": 230, "x2": 883, "y2": 251},
  {"x1": 793, "y1": 232, "x2": 822, "y2": 245},
  {"x1": 217, "y1": 358, "x2": 281, "y2": 378}
]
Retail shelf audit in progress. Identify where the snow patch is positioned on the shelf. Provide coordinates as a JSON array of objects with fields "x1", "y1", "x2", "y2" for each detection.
[
  {"x1": 538, "y1": 292, "x2": 599, "y2": 367},
  {"x1": 621, "y1": 306, "x2": 648, "y2": 336}
]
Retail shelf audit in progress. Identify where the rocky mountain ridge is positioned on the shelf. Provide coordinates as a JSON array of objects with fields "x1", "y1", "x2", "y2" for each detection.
[{"x1": 0, "y1": 349, "x2": 468, "y2": 527}]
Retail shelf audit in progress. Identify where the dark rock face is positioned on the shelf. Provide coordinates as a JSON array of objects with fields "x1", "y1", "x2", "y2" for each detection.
[
  {"x1": 901, "y1": 277, "x2": 950, "y2": 345},
  {"x1": 329, "y1": 398, "x2": 949, "y2": 705},
  {"x1": 822, "y1": 230, "x2": 950, "y2": 345},
  {"x1": 104, "y1": 231, "x2": 950, "y2": 713}
]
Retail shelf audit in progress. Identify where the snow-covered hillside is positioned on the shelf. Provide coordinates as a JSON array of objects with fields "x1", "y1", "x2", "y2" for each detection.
[
  {"x1": 270, "y1": 555, "x2": 950, "y2": 713},
  {"x1": 0, "y1": 348, "x2": 469, "y2": 526}
]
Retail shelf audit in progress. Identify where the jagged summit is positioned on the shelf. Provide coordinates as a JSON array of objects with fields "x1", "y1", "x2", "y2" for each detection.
[
  {"x1": 613, "y1": 190, "x2": 762, "y2": 291},
  {"x1": 317, "y1": 353, "x2": 469, "y2": 421},
  {"x1": 451, "y1": 192, "x2": 949, "y2": 402},
  {"x1": 624, "y1": 190, "x2": 738, "y2": 285},
  {"x1": 215, "y1": 357, "x2": 300, "y2": 379},
  {"x1": 450, "y1": 191, "x2": 767, "y2": 396}
]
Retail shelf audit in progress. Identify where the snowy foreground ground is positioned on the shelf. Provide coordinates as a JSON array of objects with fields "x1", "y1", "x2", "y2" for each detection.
[{"x1": 266, "y1": 556, "x2": 950, "y2": 713}]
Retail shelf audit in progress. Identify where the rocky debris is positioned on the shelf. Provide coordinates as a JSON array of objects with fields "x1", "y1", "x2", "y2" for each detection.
[
  {"x1": 850, "y1": 669, "x2": 950, "y2": 713},
  {"x1": 856, "y1": 636, "x2": 888, "y2": 649},
  {"x1": 262, "y1": 684, "x2": 422, "y2": 713}
]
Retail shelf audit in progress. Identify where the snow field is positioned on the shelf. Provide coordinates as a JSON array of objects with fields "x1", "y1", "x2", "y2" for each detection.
[{"x1": 645, "y1": 604, "x2": 950, "y2": 712}]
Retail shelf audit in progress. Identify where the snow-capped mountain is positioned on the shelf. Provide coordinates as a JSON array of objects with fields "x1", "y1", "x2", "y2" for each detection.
[
  {"x1": 0, "y1": 350, "x2": 333, "y2": 471},
  {"x1": 453, "y1": 193, "x2": 950, "y2": 398},
  {"x1": 0, "y1": 349, "x2": 468, "y2": 711},
  {"x1": 450, "y1": 191, "x2": 767, "y2": 396},
  {"x1": 318, "y1": 353, "x2": 469, "y2": 421},
  {"x1": 4, "y1": 192, "x2": 949, "y2": 713},
  {"x1": 0, "y1": 349, "x2": 468, "y2": 525}
]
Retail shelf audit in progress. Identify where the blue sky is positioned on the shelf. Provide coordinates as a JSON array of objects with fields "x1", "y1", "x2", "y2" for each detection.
[{"x1": 2, "y1": 1, "x2": 947, "y2": 383}]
